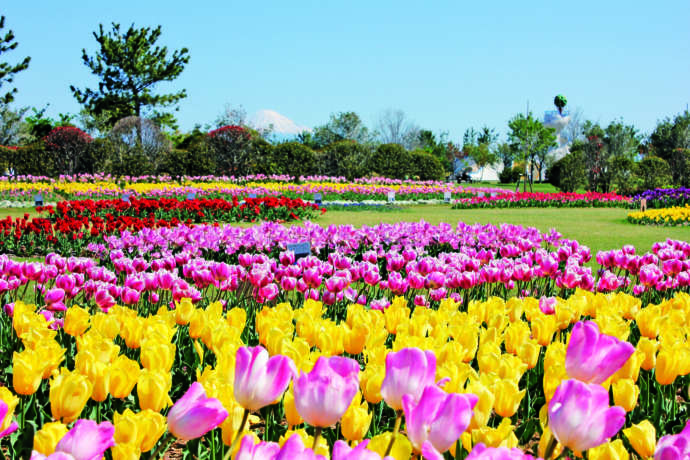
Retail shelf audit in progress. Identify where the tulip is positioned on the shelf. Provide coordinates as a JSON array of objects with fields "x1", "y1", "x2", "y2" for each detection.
[
  {"x1": 74, "y1": 351, "x2": 110, "y2": 402},
  {"x1": 465, "y1": 444, "x2": 536, "y2": 460},
  {"x1": 137, "y1": 369, "x2": 172, "y2": 412},
  {"x1": 235, "y1": 435, "x2": 281, "y2": 460},
  {"x1": 234, "y1": 346, "x2": 295, "y2": 412},
  {"x1": 623, "y1": 420, "x2": 656, "y2": 459},
  {"x1": 293, "y1": 355, "x2": 360, "y2": 427},
  {"x1": 110, "y1": 443, "x2": 141, "y2": 460},
  {"x1": 0, "y1": 387, "x2": 18, "y2": 439},
  {"x1": 34, "y1": 419, "x2": 115, "y2": 460},
  {"x1": 332, "y1": 439, "x2": 394, "y2": 460},
  {"x1": 140, "y1": 340, "x2": 176, "y2": 373},
  {"x1": 275, "y1": 433, "x2": 327, "y2": 460},
  {"x1": 109, "y1": 355, "x2": 140, "y2": 399},
  {"x1": 403, "y1": 384, "x2": 477, "y2": 457},
  {"x1": 167, "y1": 382, "x2": 228, "y2": 440},
  {"x1": 49, "y1": 369, "x2": 93, "y2": 424},
  {"x1": 493, "y1": 379, "x2": 526, "y2": 418},
  {"x1": 63, "y1": 305, "x2": 90, "y2": 336},
  {"x1": 33, "y1": 422, "x2": 69, "y2": 455},
  {"x1": 13, "y1": 350, "x2": 45, "y2": 395},
  {"x1": 565, "y1": 321, "x2": 635, "y2": 384},
  {"x1": 582, "y1": 439, "x2": 629, "y2": 460},
  {"x1": 612, "y1": 379, "x2": 638, "y2": 412},
  {"x1": 341, "y1": 392, "x2": 372, "y2": 442},
  {"x1": 114, "y1": 409, "x2": 167, "y2": 452},
  {"x1": 655, "y1": 420, "x2": 690, "y2": 459},
  {"x1": 539, "y1": 296, "x2": 556, "y2": 315},
  {"x1": 380, "y1": 347, "x2": 436, "y2": 411},
  {"x1": 548, "y1": 379, "x2": 626, "y2": 452}
]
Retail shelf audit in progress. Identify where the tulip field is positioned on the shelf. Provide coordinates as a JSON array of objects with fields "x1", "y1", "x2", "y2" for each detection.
[{"x1": 0, "y1": 177, "x2": 689, "y2": 459}]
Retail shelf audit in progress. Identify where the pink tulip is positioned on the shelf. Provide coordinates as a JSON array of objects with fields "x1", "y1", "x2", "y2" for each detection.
[
  {"x1": 333, "y1": 440, "x2": 394, "y2": 460},
  {"x1": 0, "y1": 400, "x2": 17, "y2": 439},
  {"x1": 45, "y1": 288, "x2": 65, "y2": 304},
  {"x1": 403, "y1": 384, "x2": 477, "y2": 456},
  {"x1": 565, "y1": 321, "x2": 635, "y2": 384},
  {"x1": 538, "y1": 296, "x2": 556, "y2": 315},
  {"x1": 275, "y1": 433, "x2": 327, "y2": 460},
  {"x1": 548, "y1": 379, "x2": 626, "y2": 452},
  {"x1": 235, "y1": 435, "x2": 281, "y2": 460},
  {"x1": 380, "y1": 348, "x2": 437, "y2": 411},
  {"x1": 31, "y1": 419, "x2": 115, "y2": 460},
  {"x1": 655, "y1": 420, "x2": 690, "y2": 460},
  {"x1": 464, "y1": 444, "x2": 536, "y2": 460},
  {"x1": 167, "y1": 382, "x2": 228, "y2": 440},
  {"x1": 234, "y1": 346, "x2": 295, "y2": 411},
  {"x1": 293, "y1": 356, "x2": 359, "y2": 427}
]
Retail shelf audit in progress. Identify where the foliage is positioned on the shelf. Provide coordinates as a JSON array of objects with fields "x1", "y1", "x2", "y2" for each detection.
[
  {"x1": 70, "y1": 23, "x2": 189, "y2": 131},
  {"x1": 608, "y1": 155, "x2": 637, "y2": 195},
  {"x1": 109, "y1": 116, "x2": 171, "y2": 172},
  {"x1": 376, "y1": 108, "x2": 419, "y2": 149},
  {"x1": 498, "y1": 165, "x2": 521, "y2": 184},
  {"x1": 554, "y1": 94, "x2": 567, "y2": 113},
  {"x1": 0, "y1": 103, "x2": 29, "y2": 146},
  {"x1": 409, "y1": 149, "x2": 445, "y2": 180},
  {"x1": 305, "y1": 112, "x2": 374, "y2": 149},
  {"x1": 0, "y1": 15, "x2": 30, "y2": 104},
  {"x1": 321, "y1": 140, "x2": 371, "y2": 179},
  {"x1": 269, "y1": 142, "x2": 318, "y2": 177},
  {"x1": 507, "y1": 113, "x2": 557, "y2": 186},
  {"x1": 547, "y1": 150, "x2": 586, "y2": 193},
  {"x1": 44, "y1": 126, "x2": 94, "y2": 175},
  {"x1": 207, "y1": 125, "x2": 252, "y2": 176},
  {"x1": 636, "y1": 155, "x2": 672, "y2": 192},
  {"x1": 0, "y1": 141, "x2": 55, "y2": 176},
  {"x1": 366, "y1": 143, "x2": 413, "y2": 179},
  {"x1": 649, "y1": 111, "x2": 690, "y2": 186}
]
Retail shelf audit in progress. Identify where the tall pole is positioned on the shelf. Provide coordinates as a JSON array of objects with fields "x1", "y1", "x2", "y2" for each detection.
[{"x1": 523, "y1": 101, "x2": 529, "y2": 192}]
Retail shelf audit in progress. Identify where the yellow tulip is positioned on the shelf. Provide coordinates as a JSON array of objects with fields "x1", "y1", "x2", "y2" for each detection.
[
  {"x1": 12, "y1": 350, "x2": 45, "y2": 395},
  {"x1": 121, "y1": 316, "x2": 146, "y2": 349},
  {"x1": 109, "y1": 355, "x2": 140, "y2": 399},
  {"x1": 76, "y1": 331, "x2": 119, "y2": 363},
  {"x1": 74, "y1": 351, "x2": 110, "y2": 402},
  {"x1": 49, "y1": 368, "x2": 93, "y2": 423},
  {"x1": 175, "y1": 298, "x2": 195, "y2": 325},
  {"x1": 137, "y1": 369, "x2": 172, "y2": 412},
  {"x1": 284, "y1": 384, "x2": 303, "y2": 427},
  {"x1": 531, "y1": 314, "x2": 558, "y2": 346},
  {"x1": 0, "y1": 387, "x2": 18, "y2": 435},
  {"x1": 623, "y1": 420, "x2": 656, "y2": 458},
  {"x1": 492, "y1": 379, "x2": 526, "y2": 418},
  {"x1": 343, "y1": 322, "x2": 369, "y2": 355},
  {"x1": 368, "y1": 432, "x2": 412, "y2": 460},
  {"x1": 91, "y1": 311, "x2": 120, "y2": 340},
  {"x1": 35, "y1": 340, "x2": 66, "y2": 379},
  {"x1": 538, "y1": 427, "x2": 563, "y2": 460},
  {"x1": 612, "y1": 379, "x2": 639, "y2": 412},
  {"x1": 341, "y1": 392, "x2": 372, "y2": 442},
  {"x1": 188, "y1": 308, "x2": 207, "y2": 339},
  {"x1": 221, "y1": 405, "x2": 260, "y2": 447},
  {"x1": 33, "y1": 422, "x2": 69, "y2": 455},
  {"x1": 64, "y1": 305, "x2": 91, "y2": 336},
  {"x1": 504, "y1": 321, "x2": 530, "y2": 355},
  {"x1": 656, "y1": 348, "x2": 681, "y2": 385},
  {"x1": 587, "y1": 439, "x2": 629, "y2": 460},
  {"x1": 466, "y1": 379, "x2": 494, "y2": 430},
  {"x1": 111, "y1": 443, "x2": 141, "y2": 460},
  {"x1": 140, "y1": 339, "x2": 176, "y2": 372},
  {"x1": 471, "y1": 418, "x2": 517, "y2": 448},
  {"x1": 279, "y1": 429, "x2": 329, "y2": 457},
  {"x1": 637, "y1": 337, "x2": 659, "y2": 371},
  {"x1": 518, "y1": 340, "x2": 541, "y2": 370},
  {"x1": 114, "y1": 409, "x2": 167, "y2": 452},
  {"x1": 360, "y1": 364, "x2": 385, "y2": 404},
  {"x1": 612, "y1": 351, "x2": 643, "y2": 383}
]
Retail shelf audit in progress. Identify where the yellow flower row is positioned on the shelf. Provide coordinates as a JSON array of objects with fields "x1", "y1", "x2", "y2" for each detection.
[{"x1": 628, "y1": 204, "x2": 690, "y2": 224}]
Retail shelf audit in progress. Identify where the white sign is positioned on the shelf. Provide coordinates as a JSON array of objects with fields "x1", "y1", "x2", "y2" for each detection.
[
  {"x1": 387, "y1": 191, "x2": 395, "y2": 203},
  {"x1": 443, "y1": 191, "x2": 451, "y2": 203}
]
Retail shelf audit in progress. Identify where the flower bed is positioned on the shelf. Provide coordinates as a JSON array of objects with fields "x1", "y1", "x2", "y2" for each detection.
[
  {"x1": 452, "y1": 191, "x2": 631, "y2": 209},
  {"x1": 0, "y1": 197, "x2": 323, "y2": 256},
  {"x1": 627, "y1": 205, "x2": 690, "y2": 226},
  {"x1": 631, "y1": 187, "x2": 690, "y2": 209}
]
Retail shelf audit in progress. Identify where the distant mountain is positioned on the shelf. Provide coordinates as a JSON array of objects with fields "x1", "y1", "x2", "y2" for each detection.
[{"x1": 249, "y1": 109, "x2": 311, "y2": 135}]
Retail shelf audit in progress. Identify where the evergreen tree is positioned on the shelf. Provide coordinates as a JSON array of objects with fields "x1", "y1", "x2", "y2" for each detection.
[{"x1": 0, "y1": 15, "x2": 31, "y2": 104}]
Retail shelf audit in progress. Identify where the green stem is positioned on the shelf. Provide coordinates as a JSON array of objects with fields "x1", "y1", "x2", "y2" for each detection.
[
  {"x1": 150, "y1": 432, "x2": 175, "y2": 459},
  {"x1": 222, "y1": 408, "x2": 250, "y2": 460},
  {"x1": 543, "y1": 435, "x2": 558, "y2": 460},
  {"x1": 384, "y1": 411, "x2": 403, "y2": 457},
  {"x1": 312, "y1": 426, "x2": 322, "y2": 450}
]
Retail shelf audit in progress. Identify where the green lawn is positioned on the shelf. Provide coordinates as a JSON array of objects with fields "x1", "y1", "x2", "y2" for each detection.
[{"x1": 1, "y1": 205, "x2": 687, "y2": 259}]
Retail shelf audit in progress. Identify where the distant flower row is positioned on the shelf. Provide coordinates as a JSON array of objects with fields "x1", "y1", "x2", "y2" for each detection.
[
  {"x1": 628, "y1": 205, "x2": 690, "y2": 226},
  {"x1": 452, "y1": 192, "x2": 631, "y2": 209}
]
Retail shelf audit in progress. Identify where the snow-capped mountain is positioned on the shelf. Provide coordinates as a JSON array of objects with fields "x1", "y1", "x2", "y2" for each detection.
[{"x1": 249, "y1": 109, "x2": 311, "y2": 135}]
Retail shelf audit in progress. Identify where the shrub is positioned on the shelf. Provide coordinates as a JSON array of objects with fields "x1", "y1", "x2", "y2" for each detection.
[
  {"x1": 109, "y1": 117, "x2": 172, "y2": 172},
  {"x1": 248, "y1": 138, "x2": 275, "y2": 175},
  {"x1": 635, "y1": 155, "x2": 672, "y2": 192},
  {"x1": 608, "y1": 156, "x2": 636, "y2": 195},
  {"x1": 269, "y1": 142, "x2": 318, "y2": 177},
  {"x1": 547, "y1": 151, "x2": 586, "y2": 193},
  {"x1": 0, "y1": 141, "x2": 55, "y2": 176},
  {"x1": 44, "y1": 126, "x2": 93, "y2": 175},
  {"x1": 207, "y1": 125, "x2": 252, "y2": 176},
  {"x1": 499, "y1": 165, "x2": 521, "y2": 184},
  {"x1": 322, "y1": 140, "x2": 371, "y2": 179},
  {"x1": 410, "y1": 149, "x2": 445, "y2": 180},
  {"x1": 366, "y1": 143, "x2": 413, "y2": 179}
]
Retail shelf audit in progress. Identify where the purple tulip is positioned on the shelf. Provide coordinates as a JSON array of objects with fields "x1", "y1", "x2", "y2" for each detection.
[
  {"x1": 167, "y1": 382, "x2": 228, "y2": 440},
  {"x1": 465, "y1": 444, "x2": 536, "y2": 460},
  {"x1": 655, "y1": 420, "x2": 690, "y2": 460},
  {"x1": 566, "y1": 321, "x2": 635, "y2": 384},
  {"x1": 403, "y1": 384, "x2": 477, "y2": 456},
  {"x1": 234, "y1": 346, "x2": 295, "y2": 412},
  {"x1": 381, "y1": 348, "x2": 437, "y2": 411},
  {"x1": 32, "y1": 419, "x2": 115, "y2": 460},
  {"x1": 0, "y1": 400, "x2": 17, "y2": 439},
  {"x1": 548, "y1": 379, "x2": 626, "y2": 452},
  {"x1": 44, "y1": 288, "x2": 65, "y2": 304},
  {"x1": 293, "y1": 356, "x2": 359, "y2": 427},
  {"x1": 235, "y1": 435, "x2": 281, "y2": 460}
]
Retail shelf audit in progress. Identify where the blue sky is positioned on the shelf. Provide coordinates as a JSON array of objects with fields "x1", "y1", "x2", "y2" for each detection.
[{"x1": 4, "y1": 0, "x2": 690, "y2": 141}]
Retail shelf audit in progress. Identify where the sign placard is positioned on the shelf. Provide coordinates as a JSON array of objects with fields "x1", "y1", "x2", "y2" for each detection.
[
  {"x1": 313, "y1": 193, "x2": 322, "y2": 205},
  {"x1": 286, "y1": 241, "x2": 311, "y2": 260},
  {"x1": 186, "y1": 192, "x2": 196, "y2": 201},
  {"x1": 122, "y1": 193, "x2": 131, "y2": 203},
  {"x1": 443, "y1": 191, "x2": 451, "y2": 203},
  {"x1": 387, "y1": 191, "x2": 395, "y2": 203},
  {"x1": 34, "y1": 194, "x2": 43, "y2": 207},
  {"x1": 478, "y1": 192, "x2": 485, "y2": 198},
  {"x1": 248, "y1": 193, "x2": 257, "y2": 199}
]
